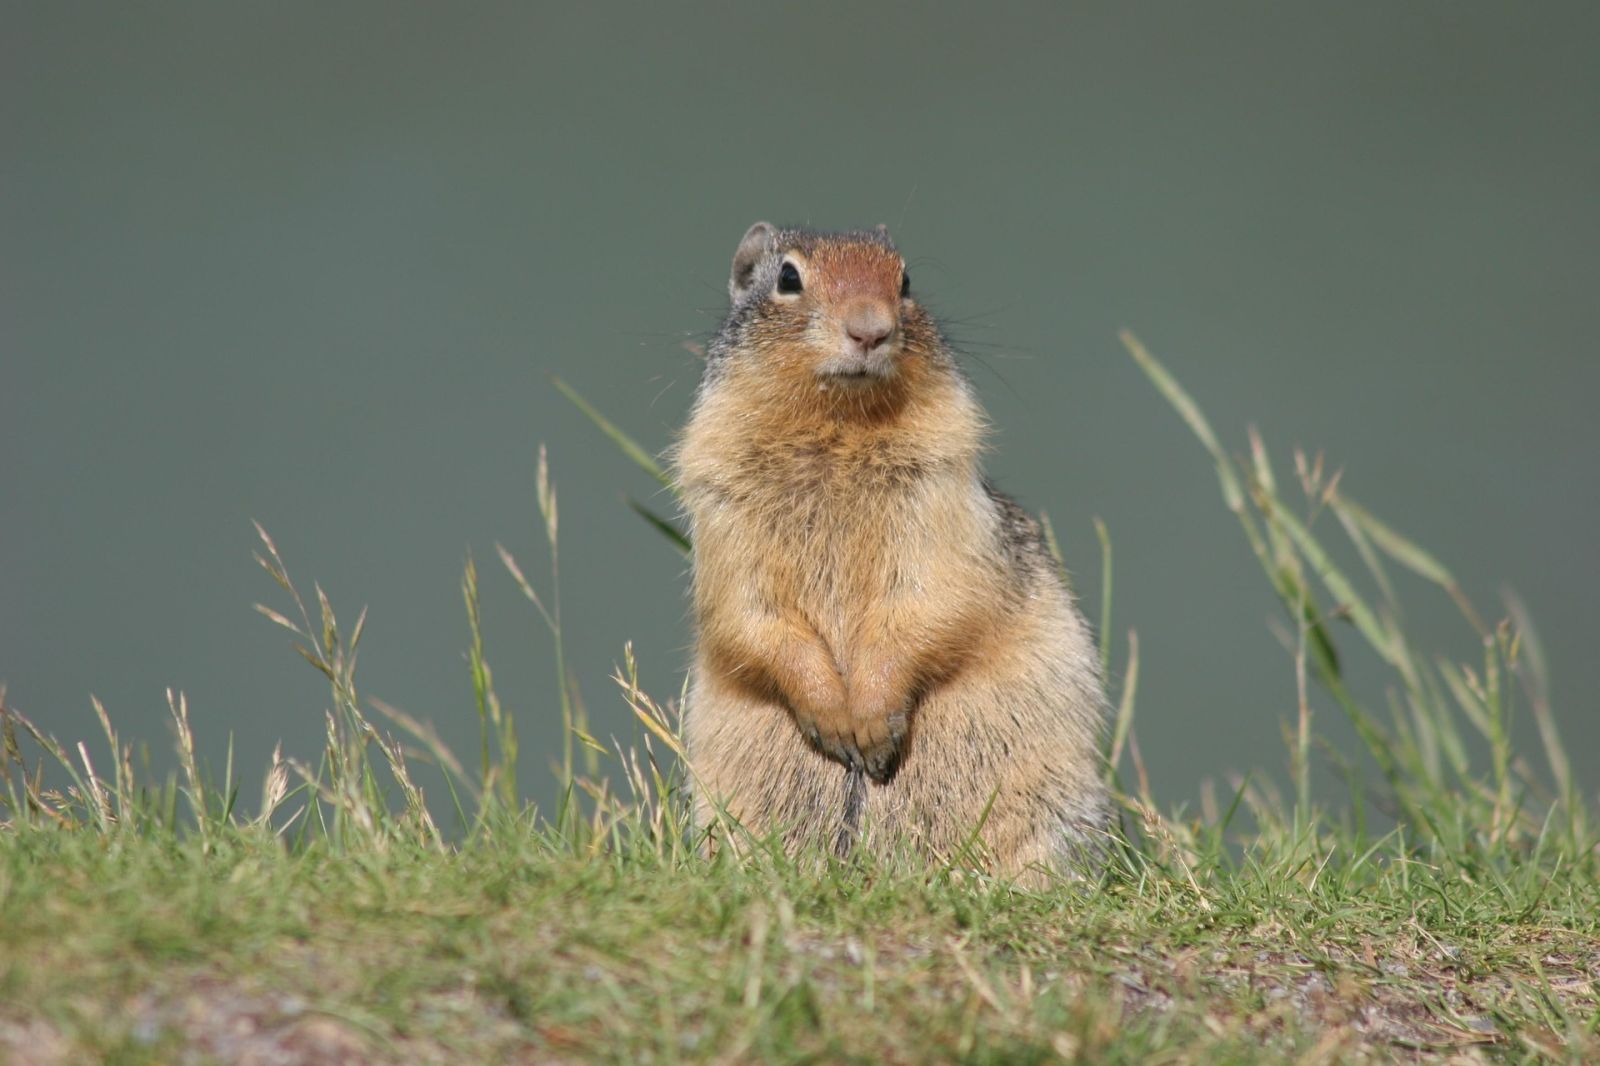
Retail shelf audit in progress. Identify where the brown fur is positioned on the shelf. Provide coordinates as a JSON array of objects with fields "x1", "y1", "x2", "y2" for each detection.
[{"x1": 674, "y1": 222, "x2": 1107, "y2": 878}]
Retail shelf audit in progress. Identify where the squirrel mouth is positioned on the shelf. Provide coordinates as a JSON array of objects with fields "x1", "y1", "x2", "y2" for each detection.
[
  {"x1": 816, "y1": 353, "x2": 897, "y2": 386},
  {"x1": 818, "y1": 367, "x2": 892, "y2": 389}
]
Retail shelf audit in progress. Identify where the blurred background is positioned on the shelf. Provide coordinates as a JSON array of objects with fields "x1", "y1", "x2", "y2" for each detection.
[{"x1": 4, "y1": 3, "x2": 1596, "y2": 818}]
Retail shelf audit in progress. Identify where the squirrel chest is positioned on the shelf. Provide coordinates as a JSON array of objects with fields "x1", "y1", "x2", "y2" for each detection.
[{"x1": 681, "y1": 417, "x2": 1008, "y2": 659}]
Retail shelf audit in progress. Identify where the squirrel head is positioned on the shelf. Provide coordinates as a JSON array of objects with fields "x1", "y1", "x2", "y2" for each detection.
[{"x1": 713, "y1": 222, "x2": 946, "y2": 398}]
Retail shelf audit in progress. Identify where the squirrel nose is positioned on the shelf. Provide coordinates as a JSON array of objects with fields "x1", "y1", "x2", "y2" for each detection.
[{"x1": 843, "y1": 304, "x2": 895, "y2": 353}]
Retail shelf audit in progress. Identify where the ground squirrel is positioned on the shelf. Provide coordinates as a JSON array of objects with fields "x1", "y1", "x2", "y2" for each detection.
[{"x1": 675, "y1": 222, "x2": 1107, "y2": 877}]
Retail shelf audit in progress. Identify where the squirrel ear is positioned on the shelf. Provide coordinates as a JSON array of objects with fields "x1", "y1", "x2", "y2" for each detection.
[{"x1": 730, "y1": 221, "x2": 777, "y2": 301}]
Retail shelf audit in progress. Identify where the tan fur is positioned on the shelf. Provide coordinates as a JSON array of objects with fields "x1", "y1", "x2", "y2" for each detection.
[{"x1": 675, "y1": 223, "x2": 1107, "y2": 879}]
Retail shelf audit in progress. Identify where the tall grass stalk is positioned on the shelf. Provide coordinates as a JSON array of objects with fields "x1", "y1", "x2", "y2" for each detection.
[{"x1": 1120, "y1": 330, "x2": 1589, "y2": 865}]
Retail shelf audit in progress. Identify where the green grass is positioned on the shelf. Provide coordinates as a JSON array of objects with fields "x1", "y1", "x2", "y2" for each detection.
[{"x1": 2, "y1": 336, "x2": 1595, "y2": 1064}]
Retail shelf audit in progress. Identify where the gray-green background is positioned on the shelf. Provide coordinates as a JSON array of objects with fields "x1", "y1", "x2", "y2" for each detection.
[{"x1": 5, "y1": 4, "x2": 1596, "y2": 815}]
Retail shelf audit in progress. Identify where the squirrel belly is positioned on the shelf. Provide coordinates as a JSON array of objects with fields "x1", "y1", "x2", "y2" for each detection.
[{"x1": 675, "y1": 222, "x2": 1108, "y2": 879}]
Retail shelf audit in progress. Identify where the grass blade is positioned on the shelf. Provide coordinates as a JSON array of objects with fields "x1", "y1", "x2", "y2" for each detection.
[
  {"x1": 552, "y1": 376, "x2": 673, "y2": 490},
  {"x1": 625, "y1": 497, "x2": 691, "y2": 556}
]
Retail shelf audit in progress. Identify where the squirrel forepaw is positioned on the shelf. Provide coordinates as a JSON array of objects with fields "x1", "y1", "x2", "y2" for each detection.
[
  {"x1": 794, "y1": 705, "x2": 908, "y2": 783},
  {"x1": 793, "y1": 710, "x2": 865, "y2": 772},
  {"x1": 857, "y1": 709, "x2": 908, "y2": 784}
]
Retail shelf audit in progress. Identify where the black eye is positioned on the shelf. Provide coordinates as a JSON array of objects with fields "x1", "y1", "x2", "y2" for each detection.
[
  {"x1": 777, "y1": 261, "x2": 803, "y2": 294},
  {"x1": 900, "y1": 271, "x2": 910, "y2": 297}
]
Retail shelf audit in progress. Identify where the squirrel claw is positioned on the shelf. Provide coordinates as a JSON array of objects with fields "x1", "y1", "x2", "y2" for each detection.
[
  {"x1": 860, "y1": 713, "x2": 908, "y2": 784},
  {"x1": 857, "y1": 729, "x2": 908, "y2": 781},
  {"x1": 799, "y1": 719, "x2": 863, "y2": 771},
  {"x1": 796, "y1": 707, "x2": 907, "y2": 779},
  {"x1": 832, "y1": 739, "x2": 866, "y2": 772},
  {"x1": 862, "y1": 744, "x2": 899, "y2": 784}
]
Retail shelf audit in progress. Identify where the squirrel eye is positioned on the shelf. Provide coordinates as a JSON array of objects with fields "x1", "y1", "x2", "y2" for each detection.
[
  {"x1": 777, "y1": 261, "x2": 803, "y2": 294},
  {"x1": 900, "y1": 271, "x2": 911, "y2": 297}
]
